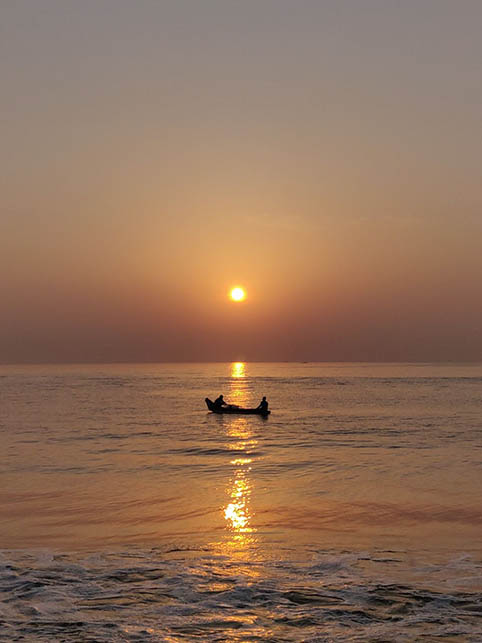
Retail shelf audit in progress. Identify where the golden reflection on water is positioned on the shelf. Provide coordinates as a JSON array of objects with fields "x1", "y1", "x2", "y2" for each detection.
[
  {"x1": 231, "y1": 362, "x2": 246, "y2": 379},
  {"x1": 218, "y1": 460, "x2": 260, "y2": 576},
  {"x1": 228, "y1": 362, "x2": 249, "y2": 407},
  {"x1": 212, "y1": 363, "x2": 263, "y2": 575},
  {"x1": 224, "y1": 468, "x2": 253, "y2": 533},
  {"x1": 223, "y1": 416, "x2": 257, "y2": 542}
]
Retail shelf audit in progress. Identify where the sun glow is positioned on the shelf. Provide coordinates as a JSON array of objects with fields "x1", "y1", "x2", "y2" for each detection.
[
  {"x1": 230, "y1": 287, "x2": 246, "y2": 302},
  {"x1": 231, "y1": 362, "x2": 245, "y2": 379}
]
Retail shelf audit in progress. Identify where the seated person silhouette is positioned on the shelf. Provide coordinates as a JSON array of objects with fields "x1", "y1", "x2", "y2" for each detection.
[
  {"x1": 213, "y1": 394, "x2": 239, "y2": 410},
  {"x1": 213, "y1": 394, "x2": 227, "y2": 410},
  {"x1": 257, "y1": 396, "x2": 269, "y2": 412}
]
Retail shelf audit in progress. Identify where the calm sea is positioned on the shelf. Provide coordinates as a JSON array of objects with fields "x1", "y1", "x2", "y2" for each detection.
[{"x1": 0, "y1": 362, "x2": 481, "y2": 641}]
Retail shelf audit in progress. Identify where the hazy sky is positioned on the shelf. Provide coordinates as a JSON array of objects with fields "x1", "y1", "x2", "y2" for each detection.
[{"x1": 1, "y1": 0, "x2": 481, "y2": 362}]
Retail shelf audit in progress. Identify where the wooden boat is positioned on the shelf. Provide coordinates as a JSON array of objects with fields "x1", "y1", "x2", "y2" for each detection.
[{"x1": 205, "y1": 398, "x2": 270, "y2": 416}]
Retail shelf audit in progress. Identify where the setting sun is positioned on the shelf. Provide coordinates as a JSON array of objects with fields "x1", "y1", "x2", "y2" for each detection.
[{"x1": 230, "y1": 287, "x2": 246, "y2": 302}]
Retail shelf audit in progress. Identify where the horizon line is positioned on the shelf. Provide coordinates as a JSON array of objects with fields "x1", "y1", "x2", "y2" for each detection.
[{"x1": 1, "y1": 360, "x2": 482, "y2": 367}]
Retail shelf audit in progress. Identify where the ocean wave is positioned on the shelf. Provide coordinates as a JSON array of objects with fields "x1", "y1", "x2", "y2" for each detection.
[{"x1": 0, "y1": 548, "x2": 480, "y2": 641}]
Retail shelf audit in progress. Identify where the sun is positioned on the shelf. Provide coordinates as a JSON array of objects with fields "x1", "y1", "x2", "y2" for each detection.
[{"x1": 230, "y1": 287, "x2": 246, "y2": 302}]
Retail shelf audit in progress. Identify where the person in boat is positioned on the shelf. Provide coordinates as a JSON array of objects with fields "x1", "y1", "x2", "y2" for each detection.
[
  {"x1": 213, "y1": 394, "x2": 238, "y2": 410},
  {"x1": 213, "y1": 394, "x2": 228, "y2": 410},
  {"x1": 257, "y1": 396, "x2": 269, "y2": 412}
]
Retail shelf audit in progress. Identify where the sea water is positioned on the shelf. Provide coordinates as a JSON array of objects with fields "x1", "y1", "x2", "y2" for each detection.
[{"x1": 0, "y1": 362, "x2": 481, "y2": 641}]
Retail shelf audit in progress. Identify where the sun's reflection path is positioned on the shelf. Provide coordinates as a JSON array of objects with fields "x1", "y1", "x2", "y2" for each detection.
[
  {"x1": 211, "y1": 364, "x2": 263, "y2": 575},
  {"x1": 219, "y1": 419, "x2": 260, "y2": 575},
  {"x1": 224, "y1": 462, "x2": 253, "y2": 534},
  {"x1": 228, "y1": 362, "x2": 249, "y2": 408},
  {"x1": 231, "y1": 362, "x2": 245, "y2": 379},
  {"x1": 205, "y1": 364, "x2": 266, "y2": 581}
]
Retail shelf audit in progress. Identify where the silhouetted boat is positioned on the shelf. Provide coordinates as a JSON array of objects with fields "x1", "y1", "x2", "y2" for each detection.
[{"x1": 205, "y1": 398, "x2": 270, "y2": 416}]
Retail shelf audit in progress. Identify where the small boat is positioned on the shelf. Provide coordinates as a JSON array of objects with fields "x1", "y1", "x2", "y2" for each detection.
[{"x1": 205, "y1": 398, "x2": 270, "y2": 416}]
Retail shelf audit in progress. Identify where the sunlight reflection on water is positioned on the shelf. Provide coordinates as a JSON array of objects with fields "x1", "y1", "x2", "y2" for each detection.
[
  {"x1": 228, "y1": 362, "x2": 249, "y2": 407},
  {"x1": 216, "y1": 364, "x2": 263, "y2": 576},
  {"x1": 231, "y1": 362, "x2": 246, "y2": 379},
  {"x1": 225, "y1": 467, "x2": 253, "y2": 533}
]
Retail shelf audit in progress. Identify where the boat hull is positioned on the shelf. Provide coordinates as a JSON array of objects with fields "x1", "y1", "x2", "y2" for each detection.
[{"x1": 205, "y1": 398, "x2": 270, "y2": 416}]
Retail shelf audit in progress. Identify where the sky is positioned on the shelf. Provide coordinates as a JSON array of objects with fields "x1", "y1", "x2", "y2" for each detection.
[{"x1": 1, "y1": 0, "x2": 481, "y2": 363}]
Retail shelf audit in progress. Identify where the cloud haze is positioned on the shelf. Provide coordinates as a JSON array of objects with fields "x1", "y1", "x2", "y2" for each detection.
[{"x1": 1, "y1": 0, "x2": 481, "y2": 362}]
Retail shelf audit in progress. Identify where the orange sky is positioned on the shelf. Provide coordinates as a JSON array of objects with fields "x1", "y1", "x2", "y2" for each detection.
[{"x1": 1, "y1": 0, "x2": 481, "y2": 362}]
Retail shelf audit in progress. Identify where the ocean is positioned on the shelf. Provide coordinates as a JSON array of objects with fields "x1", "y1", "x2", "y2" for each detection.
[{"x1": 0, "y1": 362, "x2": 481, "y2": 641}]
